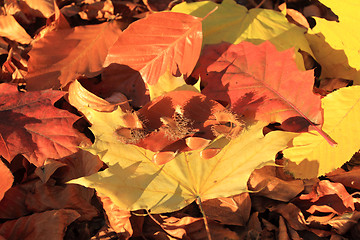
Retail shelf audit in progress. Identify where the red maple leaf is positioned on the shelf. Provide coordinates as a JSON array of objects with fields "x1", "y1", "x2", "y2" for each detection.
[{"x1": 0, "y1": 84, "x2": 89, "y2": 166}]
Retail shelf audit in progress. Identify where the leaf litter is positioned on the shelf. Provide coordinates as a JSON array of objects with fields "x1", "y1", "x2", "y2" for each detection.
[{"x1": 1, "y1": 0, "x2": 360, "y2": 239}]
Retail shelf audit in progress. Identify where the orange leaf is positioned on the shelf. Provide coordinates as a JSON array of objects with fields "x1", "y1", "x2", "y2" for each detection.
[
  {"x1": 0, "y1": 161, "x2": 13, "y2": 201},
  {"x1": 0, "y1": 84, "x2": 89, "y2": 166},
  {"x1": 0, "y1": 15, "x2": 32, "y2": 44},
  {"x1": 104, "y1": 11, "x2": 202, "y2": 85},
  {"x1": 26, "y1": 21, "x2": 121, "y2": 90},
  {"x1": 0, "y1": 209, "x2": 79, "y2": 239},
  {"x1": 195, "y1": 41, "x2": 322, "y2": 129}
]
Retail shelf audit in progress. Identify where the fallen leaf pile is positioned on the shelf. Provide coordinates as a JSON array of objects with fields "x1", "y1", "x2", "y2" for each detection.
[{"x1": 1, "y1": 0, "x2": 360, "y2": 239}]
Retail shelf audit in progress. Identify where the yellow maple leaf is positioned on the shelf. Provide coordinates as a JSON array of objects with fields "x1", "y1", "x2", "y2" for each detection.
[
  {"x1": 283, "y1": 86, "x2": 360, "y2": 179},
  {"x1": 171, "y1": 0, "x2": 312, "y2": 69},
  {"x1": 306, "y1": 0, "x2": 360, "y2": 83},
  {"x1": 69, "y1": 107, "x2": 297, "y2": 213}
]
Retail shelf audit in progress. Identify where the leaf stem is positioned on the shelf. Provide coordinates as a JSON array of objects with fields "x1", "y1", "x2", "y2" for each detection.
[
  {"x1": 146, "y1": 209, "x2": 182, "y2": 240},
  {"x1": 197, "y1": 196, "x2": 212, "y2": 240}
]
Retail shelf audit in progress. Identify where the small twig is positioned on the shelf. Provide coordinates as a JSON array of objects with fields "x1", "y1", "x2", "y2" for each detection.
[
  {"x1": 146, "y1": 209, "x2": 182, "y2": 240},
  {"x1": 197, "y1": 196, "x2": 212, "y2": 240},
  {"x1": 255, "y1": 0, "x2": 267, "y2": 8}
]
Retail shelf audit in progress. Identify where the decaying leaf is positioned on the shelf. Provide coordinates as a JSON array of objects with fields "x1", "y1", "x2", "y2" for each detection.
[
  {"x1": 104, "y1": 11, "x2": 202, "y2": 85},
  {"x1": 0, "y1": 209, "x2": 80, "y2": 240},
  {"x1": 283, "y1": 86, "x2": 360, "y2": 178},
  {"x1": 0, "y1": 83, "x2": 89, "y2": 166},
  {"x1": 97, "y1": 192, "x2": 133, "y2": 238},
  {"x1": 26, "y1": 21, "x2": 121, "y2": 90},
  {"x1": 0, "y1": 161, "x2": 13, "y2": 201},
  {"x1": 0, "y1": 15, "x2": 32, "y2": 44}
]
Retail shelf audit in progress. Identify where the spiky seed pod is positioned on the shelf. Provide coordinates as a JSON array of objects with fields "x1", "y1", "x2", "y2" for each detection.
[
  {"x1": 161, "y1": 105, "x2": 194, "y2": 140},
  {"x1": 115, "y1": 127, "x2": 148, "y2": 144},
  {"x1": 211, "y1": 110, "x2": 244, "y2": 139}
]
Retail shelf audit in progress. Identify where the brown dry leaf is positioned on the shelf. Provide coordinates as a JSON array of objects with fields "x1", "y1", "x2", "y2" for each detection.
[
  {"x1": 146, "y1": 214, "x2": 240, "y2": 240},
  {"x1": 26, "y1": 20, "x2": 121, "y2": 90},
  {"x1": 328, "y1": 211, "x2": 360, "y2": 235},
  {"x1": 278, "y1": 216, "x2": 290, "y2": 240},
  {"x1": 248, "y1": 166, "x2": 304, "y2": 202},
  {"x1": 0, "y1": 15, "x2": 32, "y2": 44},
  {"x1": 54, "y1": 149, "x2": 104, "y2": 183},
  {"x1": 0, "y1": 182, "x2": 32, "y2": 219},
  {"x1": 270, "y1": 203, "x2": 307, "y2": 231},
  {"x1": 25, "y1": 181, "x2": 98, "y2": 221},
  {"x1": 278, "y1": 3, "x2": 310, "y2": 29},
  {"x1": 97, "y1": 192, "x2": 133, "y2": 239},
  {"x1": 143, "y1": 0, "x2": 173, "y2": 11},
  {"x1": 34, "y1": 159, "x2": 67, "y2": 183},
  {"x1": 0, "y1": 209, "x2": 80, "y2": 239},
  {"x1": 68, "y1": 79, "x2": 130, "y2": 114},
  {"x1": 19, "y1": 0, "x2": 55, "y2": 18},
  {"x1": 0, "y1": 160, "x2": 13, "y2": 201},
  {"x1": 319, "y1": 78, "x2": 352, "y2": 94},
  {"x1": 201, "y1": 193, "x2": 251, "y2": 226},
  {"x1": 327, "y1": 166, "x2": 360, "y2": 190},
  {"x1": 78, "y1": 0, "x2": 114, "y2": 20},
  {"x1": 295, "y1": 180, "x2": 355, "y2": 215}
]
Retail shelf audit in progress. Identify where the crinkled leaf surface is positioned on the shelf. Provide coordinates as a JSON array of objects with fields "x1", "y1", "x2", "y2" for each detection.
[
  {"x1": 104, "y1": 12, "x2": 202, "y2": 85},
  {"x1": 0, "y1": 15, "x2": 32, "y2": 44},
  {"x1": 0, "y1": 209, "x2": 79, "y2": 240},
  {"x1": 0, "y1": 161, "x2": 13, "y2": 201},
  {"x1": 306, "y1": 0, "x2": 360, "y2": 83},
  {"x1": 196, "y1": 41, "x2": 322, "y2": 127},
  {"x1": 171, "y1": 0, "x2": 312, "y2": 68},
  {"x1": 70, "y1": 105, "x2": 297, "y2": 213},
  {"x1": 0, "y1": 83, "x2": 88, "y2": 166},
  {"x1": 26, "y1": 21, "x2": 121, "y2": 90},
  {"x1": 283, "y1": 86, "x2": 360, "y2": 178}
]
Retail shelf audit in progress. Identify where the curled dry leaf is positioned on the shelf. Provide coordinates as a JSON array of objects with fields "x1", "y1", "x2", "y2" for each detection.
[
  {"x1": 327, "y1": 166, "x2": 360, "y2": 190},
  {"x1": 0, "y1": 83, "x2": 90, "y2": 166},
  {"x1": 201, "y1": 193, "x2": 251, "y2": 226},
  {"x1": 0, "y1": 161, "x2": 13, "y2": 201},
  {"x1": 68, "y1": 80, "x2": 130, "y2": 114},
  {"x1": 26, "y1": 21, "x2": 121, "y2": 90},
  {"x1": 25, "y1": 182, "x2": 98, "y2": 221},
  {"x1": 19, "y1": 0, "x2": 55, "y2": 18},
  {"x1": 0, "y1": 209, "x2": 80, "y2": 240},
  {"x1": 248, "y1": 166, "x2": 304, "y2": 202},
  {"x1": 295, "y1": 180, "x2": 355, "y2": 215},
  {"x1": 0, "y1": 15, "x2": 32, "y2": 44},
  {"x1": 104, "y1": 11, "x2": 203, "y2": 85},
  {"x1": 97, "y1": 192, "x2": 133, "y2": 238}
]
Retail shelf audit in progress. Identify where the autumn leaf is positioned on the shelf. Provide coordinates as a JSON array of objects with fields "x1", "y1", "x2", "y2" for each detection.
[
  {"x1": 104, "y1": 11, "x2": 202, "y2": 85},
  {"x1": 0, "y1": 209, "x2": 80, "y2": 240},
  {"x1": 20, "y1": 0, "x2": 55, "y2": 18},
  {"x1": 283, "y1": 86, "x2": 360, "y2": 178},
  {"x1": 26, "y1": 20, "x2": 121, "y2": 90},
  {"x1": 148, "y1": 70, "x2": 200, "y2": 100},
  {"x1": 172, "y1": 0, "x2": 312, "y2": 69},
  {"x1": 196, "y1": 41, "x2": 323, "y2": 131},
  {"x1": 69, "y1": 102, "x2": 297, "y2": 213},
  {"x1": 0, "y1": 83, "x2": 89, "y2": 166},
  {"x1": 97, "y1": 192, "x2": 133, "y2": 238},
  {"x1": 306, "y1": 0, "x2": 360, "y2": 83},
  {"x1": 0, "y1": 161, "x2": 13, "y2": 201},
  {"x1": 0, "y1": 15, "x2": 32, "y2": 44}
]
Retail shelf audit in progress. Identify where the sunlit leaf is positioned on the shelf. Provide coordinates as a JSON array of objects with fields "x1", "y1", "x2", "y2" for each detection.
[{"x1": 283, "y1": 86, "x2": 360, "y2": 178}]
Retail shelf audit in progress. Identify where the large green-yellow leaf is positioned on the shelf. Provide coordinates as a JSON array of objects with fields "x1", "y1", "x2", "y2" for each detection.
[
  {"x1": 306, "y1": 0, "x2": 360, "y2": 83},
  {"x1": 283, "y1": 86, "x2": 360, "y2": 179},
  {"x1": 70, "y1": 107, "x2": 297, "y2": 213},
  {"x1": 171, "y1": 0, "x2": 312, "y2": 69}
]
